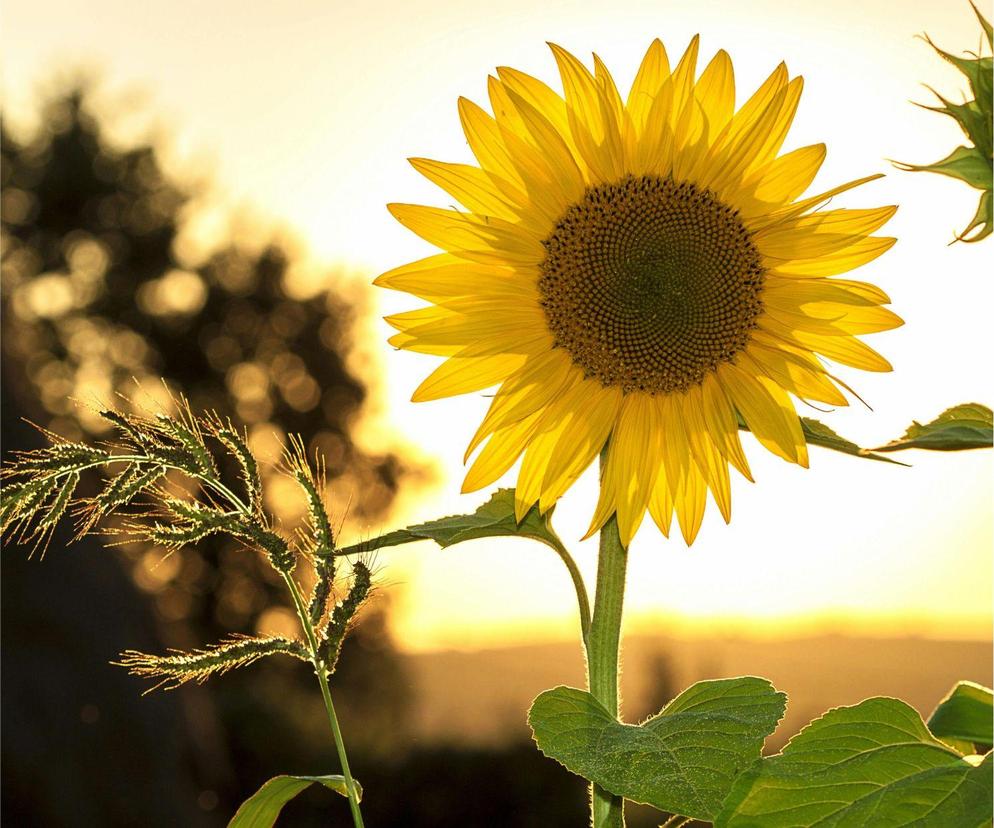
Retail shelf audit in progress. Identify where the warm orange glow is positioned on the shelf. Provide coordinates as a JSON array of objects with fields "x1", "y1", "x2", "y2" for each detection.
[{"x1": 3, "y1": 0, "x2": 990, "y2": 652}]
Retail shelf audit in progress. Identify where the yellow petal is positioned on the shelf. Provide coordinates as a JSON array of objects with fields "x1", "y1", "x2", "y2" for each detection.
[
  {"x1": 647, "y1": 463, "x2": 674, "y2": 538},
  {"x1": 718, "y1": 358, "x2": 806, "y2": 466},
  {"x1": 740, "y1": 143, "x2": 826, "y2": 211},
  {"x1": 681, "y1": 392, "x2": 732, "y2": 522},
  {"x1": 626, "y1": 39, "x2": 671, "y2": 133},
  {"x1": 769, "y1": 236, "x2": 896, "y2": 277},
  {"x1": 497, "y1": 66, "x2": 570, "y2": 133},
  {"x1": 549, "y1": 42, "x2": 624, "y2": 182},
  {"x1": 743, "y1": 76, "x2": 803, "y2": 178},
  {"x1": 387, "y1": 203, "x2": 544, "y2": 265},
  {"x1": 675, "y1": 460, "x2": 708, "y2": 545},
  {"x1": 411, "y1": 351, "x2": 527, "y2": 402},
  {"x1": 459, "y1": 96, "x2": 529, "y2": 192},
  {"x1": 764, "y1": 274, "x2": 890, "y2": 306},
  {"x1": 501, "y1": 84, "x2": 586, "y2": 203},
  {"x1": 745, "y1": 341, "x2": 848, "y2": 406},
  {"x1": 659, "y1": 394, "x2": 691, "y2": 498},
  {"x1": 466, "y1": 352, "x2": 579, "y2": 458},
  {"x1": 757, "y1": 206, "x2": 898, "y2": 260},
  {"x1": 389, "y1": 309, "x2": 546, "y2": 351},
  {"x1": 781, "y1": 329, "x2": 893, "y2": 371},
  {"x1": 632, "y1": 75, "x2": 675, "y2": 175},
  {"x1": 539, "y1": 381, "x2": 621, "y2": 512},
  {"x1": 752, "y1": 174, "x2": 885, "y2": 230},
  {"x1": 409, "y1": 158, "x2": 523, "y2": 221},
  {"x1": 694, "y1": 49, "x2": 735, "y2": 136},
  {"x1": 705, "y1": 85, "x2": 789, "y2": 194},
  {"x1": 700, "y1": 377, "x2": 753, "y2": 481},
  {"x1": 463, "y1": 411, "x2": 543, "y2": 492},
  {"x1": 719, "y1": 62, "x2": 788, "y2": 147},
  {"x1": 668, "y1": 35, "x2": 701, "y2": 131},
  {"x1": 593, "y1": 53, "x2": 626, "y2": 124},
  {"x1": 515, "y1": 419, "x2": 565, "y2": 520},
  {"x1": 601, "y1": 394, "x2": 661, "y2": 545}
]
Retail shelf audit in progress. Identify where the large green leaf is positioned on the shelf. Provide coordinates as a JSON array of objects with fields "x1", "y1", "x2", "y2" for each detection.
[
  {"x1": 929, "y1": 681, "x2": 994, "y2": 748},
  {"x1": 716, "y1": 697, "x2": 993, "y2": 827},
  {"x1": 528, "y1": 678, "x2": 786, "y2": 821},
  {"x1": 873, "y1": 403, "x2": 993, "y2": 452},
  {"x1": 339, "y1": 488, "x2": 563, "y2": 555},
  {"x1": 228, "y1": 774, "x2": 360, "y2": 828}
]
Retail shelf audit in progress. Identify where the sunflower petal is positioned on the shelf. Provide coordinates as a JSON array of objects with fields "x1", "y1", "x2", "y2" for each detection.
[
  {"x1": 412, "y1": 351, "x2": 527, "y2": 402},
  {"x1": 695, "y1": 49, "x2": 736, "y2": 136},
  {"x1": 627, "y1": 39, "x2": 671, "y2": 131}
]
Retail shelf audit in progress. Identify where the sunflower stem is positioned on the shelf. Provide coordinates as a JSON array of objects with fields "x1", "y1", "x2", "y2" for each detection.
[{"x1": 586, "y1": 503, "x2": 628, "y2": 828}]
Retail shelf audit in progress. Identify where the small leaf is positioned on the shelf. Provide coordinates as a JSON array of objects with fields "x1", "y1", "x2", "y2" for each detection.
[
  {"x1": 874, "y1": 403, "x2": 993, "y2": 452},
  {"x1": 344, "y1": 488, "x2": 564, "y2": 555},
  {"x1": 716, "y1": 697, "x2": 993, "y2": 827},
  {"x1": 798, "y1": 418, "x2": 906, "y2": 465},
  {"x1": 928, "y1": 681, "x2": 994, "y2": 748},
  {"x1": 528, "y1": 678, "x2": 786, "y2": 821},
  {"x1": 228, "y1": 774, "x2": 361, "y2": 828}
]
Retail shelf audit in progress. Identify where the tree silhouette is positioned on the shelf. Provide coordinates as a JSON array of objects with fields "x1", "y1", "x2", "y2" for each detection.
[{"x1": 1, "y1": 83, "x2": 420, "y2": 826}]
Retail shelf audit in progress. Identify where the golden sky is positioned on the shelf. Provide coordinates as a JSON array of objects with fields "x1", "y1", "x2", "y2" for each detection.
[{"x1": 3, "y1": 0, "x2": 992, "y2": 650}]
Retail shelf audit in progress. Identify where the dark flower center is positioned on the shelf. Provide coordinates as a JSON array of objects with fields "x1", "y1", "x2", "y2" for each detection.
[{"x1": 539, "y1": 175, "x2": 766, "y2": 394}]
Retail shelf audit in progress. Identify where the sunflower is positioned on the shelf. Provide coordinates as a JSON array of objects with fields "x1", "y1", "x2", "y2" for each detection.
[{"x1": 378, "y1": 38, "x2": 901, "y2": 546}]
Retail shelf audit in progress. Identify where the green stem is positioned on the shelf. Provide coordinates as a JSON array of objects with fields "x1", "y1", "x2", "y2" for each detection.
[
  {"x1": 586, "y1": 507, "x2": 628, "y2": 828},
  {"x1": 44, "y1": 447, "x2": 366, "y2": 824},
  {"x1": 283, "y1": 574, "x2": 365, "y2": 828},
  {"x1": 549, "y1": 536, "x2": 592, "y2": 647}
]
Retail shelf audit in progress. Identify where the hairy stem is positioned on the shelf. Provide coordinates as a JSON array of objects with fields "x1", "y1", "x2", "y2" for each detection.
[
  {"x1": 283, "y1": 574, "x2": 365, "y2": 828},
  {"x1": 549, "y1": 537, "x2": 592, "y2": 647},
  {"x1": 586, "y1": 507, "x2": 628, "y2": 828}
]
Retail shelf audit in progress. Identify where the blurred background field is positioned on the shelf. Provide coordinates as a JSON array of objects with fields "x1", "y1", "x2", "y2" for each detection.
[{"x1": 2, "y1": 1, "x2": 992, "y2": 826}]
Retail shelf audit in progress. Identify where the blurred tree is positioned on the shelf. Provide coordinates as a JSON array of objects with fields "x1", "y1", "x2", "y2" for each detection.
[{"x1": 1, "y1": 83, "x2": 422, "y2": 825}]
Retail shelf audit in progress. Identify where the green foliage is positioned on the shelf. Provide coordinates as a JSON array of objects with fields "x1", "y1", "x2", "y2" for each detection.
[
  {"x1": 716, "y1": 697, "x2": 993, "y2": 827},
  {"x1": 228, "y1": 774, "x2": 362, "y2": 828},
  {"x1": 739, "y1": 404, "x2": 991, "y2": 467},
  {"x1": 896, "y1": 2, "x2": 993, "y2": 241},
  {"x1": 798, "y1": 418, "x2": 905, "y2": 465},
  {"x1": 528, "y1": 678, "x2": 786, "y2": 821},
  {"x1": 928, "y1": 681, "x2": 994, "y2": 749},
  {"x1": 341, "y1": 488, "x2": 565, "y2": 555},
  {"x1": 336, "y1": 488, "x2": 592, "y2": 640},
  {"x1": 0, "y1": 403, "x2": 372, "y2": 687},
  {"x1": 874, "y1": 403, "x2": 993, "y2": 452}
]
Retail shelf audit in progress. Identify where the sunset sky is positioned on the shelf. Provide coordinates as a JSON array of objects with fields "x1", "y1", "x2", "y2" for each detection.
[{"x1": 3, "y1": 0, "x2": 991, "y2": 651}]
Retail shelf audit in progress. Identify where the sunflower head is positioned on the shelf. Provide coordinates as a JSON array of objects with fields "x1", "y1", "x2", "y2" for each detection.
[{"x1": 378, "y1": 38, "x2": 901, "y2": 546}]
